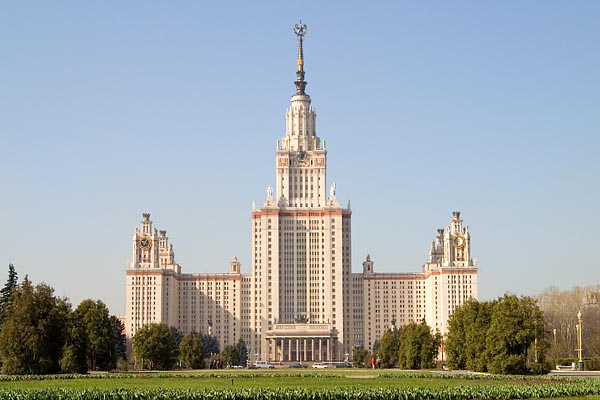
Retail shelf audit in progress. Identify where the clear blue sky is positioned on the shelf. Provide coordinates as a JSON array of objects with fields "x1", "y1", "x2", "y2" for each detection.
[{"x1": 2, "y1": 1, "x2": 599, "y2": 316}]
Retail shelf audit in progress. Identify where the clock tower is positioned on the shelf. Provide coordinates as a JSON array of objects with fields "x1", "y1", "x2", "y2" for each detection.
[
  {"x1": 133, "y1": 213, "x2": 159, "y2": 269},
  {"x1": 126, "y1": 213, "x2": 180, "y2": 339},
  {"x1": 444, "y1": 211, "x2": 471, "y2": 267}
]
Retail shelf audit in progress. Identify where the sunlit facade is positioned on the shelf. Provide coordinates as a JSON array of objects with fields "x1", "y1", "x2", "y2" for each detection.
[{"x1": 125, "y1": 25, "x2": 477, "y2": 362}]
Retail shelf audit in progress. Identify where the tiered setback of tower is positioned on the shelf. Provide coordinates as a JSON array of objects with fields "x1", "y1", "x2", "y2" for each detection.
[{"x1": 125, "y1": 24, "x2": 477, "y2": 363}]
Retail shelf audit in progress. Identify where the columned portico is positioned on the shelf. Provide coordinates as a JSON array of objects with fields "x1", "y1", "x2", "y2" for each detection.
[{"x1": 265, "y1": 323, "x2": 338, "y2": 362}]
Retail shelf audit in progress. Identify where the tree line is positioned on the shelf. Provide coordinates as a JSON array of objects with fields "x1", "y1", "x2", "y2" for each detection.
[
  {"x1": 0, "y1": 264, "x2": 126, "y2": 374},
  {"x1": 445, "y1": 290, "x2": 600, "y2": 374},
  {"x1": 3, "y1": 259, "x2": 596, "y2": 375},
  {"x1": 0, "y1": 263, "x2": 250, "y2": 373},
  {"x1": 0, "y1": 264, "x2": 249, "y2": 373},
  {"x1": 445, "y1": 294, "x2": 546, "y2": 374},
  {"x1": 132, "y1": 322, "x2": 248, "y2": 370},
  {"x1": 354, "y1": 321, "x2": 441, "y2": 369},
  {"x1": 361, "y1": 294, "x2": 551, "y2": 374}
]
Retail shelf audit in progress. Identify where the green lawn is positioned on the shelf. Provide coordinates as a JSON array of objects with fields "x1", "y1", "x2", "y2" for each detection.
[
  {"x1": 0, "y1": 371, "x2": 474, "y2": 390},
  {"x1": 1, "y1": 370, "x2": 600, "y2": 399}
]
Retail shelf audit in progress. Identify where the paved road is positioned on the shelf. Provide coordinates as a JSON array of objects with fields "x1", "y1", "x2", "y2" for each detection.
[{"x1": 549, "y1": 370, "x2": 600, "y2": 377}]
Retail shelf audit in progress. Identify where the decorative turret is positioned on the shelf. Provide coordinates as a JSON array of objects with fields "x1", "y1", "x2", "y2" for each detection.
[
  {"x1": 230, "y1": 256, "x2": 241, "y2": 274},
  {"x1": 423, "y1": 213, "x2": 474, "y2": 271},
  {"x1": 443, "y1": 211, "x2": 472, "y2": 267},
  {"x1": 427, "y1": 229, "x2": 444, "y2": 263},
  {"x1": 363, "y1": 254, "x2": 374, "y2": 274},
  {"x1": 132, "y1": 213, "x2": 159, "y2": 269},
  {"x1": 128, "y1": 213, "x2": 180, "y2": 273}
]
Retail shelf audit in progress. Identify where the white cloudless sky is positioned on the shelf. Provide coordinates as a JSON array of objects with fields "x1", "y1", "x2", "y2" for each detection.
[{"x1": 2, "y1": 1, "x2": 599, "y2": 316}]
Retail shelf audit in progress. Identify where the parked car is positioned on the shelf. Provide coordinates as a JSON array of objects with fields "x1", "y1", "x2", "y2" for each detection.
[
  {"x1": 311, "y1": 362, "x2": 328, "y2": 369},
  {"x1": 288, "y1": 362, "x2": 307, "y2": 368},
  {"x1": 335, "y1": 363, "x2": 352, "y2": 368},
  {"x1": 255, "y1": 360, "x2": 275, "y2": 369}
]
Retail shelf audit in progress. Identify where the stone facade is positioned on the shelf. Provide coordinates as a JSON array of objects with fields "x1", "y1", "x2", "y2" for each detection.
[{"x1": 125, "y1": 27, "x2": 478, "y2": 362}]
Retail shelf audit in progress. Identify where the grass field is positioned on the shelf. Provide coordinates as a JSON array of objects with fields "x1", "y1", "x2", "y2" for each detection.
[
  {"x1": 0, "y1": 370, "x2": 489, "y2": 390},
  {"x1": 1, "y1": 369, "x2": 600, "y2": 399}
]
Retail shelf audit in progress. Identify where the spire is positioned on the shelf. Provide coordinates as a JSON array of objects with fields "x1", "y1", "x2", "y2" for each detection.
[{"x1": 293, "y1": 21, "x2": 308, "y2": 94}]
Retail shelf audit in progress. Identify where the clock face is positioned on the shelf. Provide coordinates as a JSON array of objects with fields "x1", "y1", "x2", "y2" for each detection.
[
  {"x1": 296, "y1": 150, "x2": 307, "y2": 162},
  {"x1": 452, "y1": 235, "x2": 465, "y2": 249},
  {"x1": 139, "y1": 236, "x2": 152, "y2": 250}
]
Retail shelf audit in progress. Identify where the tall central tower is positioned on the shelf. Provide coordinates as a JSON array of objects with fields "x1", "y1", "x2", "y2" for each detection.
[
  {"x1": 275, "y1": 23, "x2": 326, "y2": 208},
  {"x1": 251, "y1": 23, "x2": 353, "y2": 361}
]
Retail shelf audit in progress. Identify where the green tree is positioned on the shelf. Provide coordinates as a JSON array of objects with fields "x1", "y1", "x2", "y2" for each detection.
[
  {"x1": 352, "y1": 347, "x2": 369, "y2": 368},
  {"x1": 133, "y1": 323, "x2": 178, "y2": 370},
  {"x1": 485, "y1": 294, "x2": 546, "y2": 374},
  {"x1": 179, "y1": 332, "x2": 204, "y2": 369},
  {"x1": 446, "y1": 294, "x2": 548, "y2": 374},
  {"x1": 445, "y1": 301, "x2": 468, "y2": 370},
  {"x1": 110, "y1": 315, "x2": 127, "y2": 360},
  {"x1": 0, "y1": 264, "x2": 18, "y2": 325},
  {"x1": 446, "y1": 298, "x2": 495, "y2": 371},
  {"x1": 60, "y1": 311, "x2": 88, "y2": 373},
  {"x1": 200, "y1": 334, "x2": 220, "y2": 358},
  {"x1": 378, "y1": 328, "x2": 401, "y2": 368},
  {"x1": 170, "y1": 326, "x2": 183, "y2": 348},
  {"x1": 372, "y1": 339, "x2": 381, "y2": 354},
  {"x1": 0, "y1": 279, "x2": 70, "y2": 374},
  {"x1": 464, "y1": 300, "x2": 494, "y2": 371},
  {"x1": 235, "y1": 338, "x2": 249, "y2": 367},
  {"x1": 221, "y1": 344, "x2": 240, "y2": 367},
  {"x1": 398, "y1": 321, "x2": 440, "y2": 369},
  {"x1": 75, "y1": 299, "x2": 118, "y2": 371}
]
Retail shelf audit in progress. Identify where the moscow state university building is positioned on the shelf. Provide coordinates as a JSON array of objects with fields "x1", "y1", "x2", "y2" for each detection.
[{"x1": 125, "y1": 25, "x2": 478, "y2": 363}]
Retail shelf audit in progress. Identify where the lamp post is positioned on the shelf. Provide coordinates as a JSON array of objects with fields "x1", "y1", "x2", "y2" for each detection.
[{"x1": 577, "y1": 310, "x2": 583, "y2": 371}]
